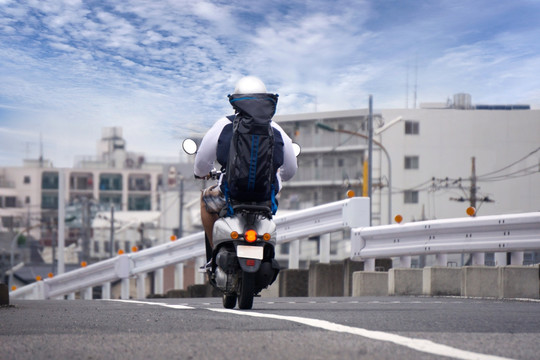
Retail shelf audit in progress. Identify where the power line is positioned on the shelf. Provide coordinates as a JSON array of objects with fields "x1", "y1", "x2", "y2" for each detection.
[{"x1": 477, "y1": 146, "x2": 540, "y2": 179}]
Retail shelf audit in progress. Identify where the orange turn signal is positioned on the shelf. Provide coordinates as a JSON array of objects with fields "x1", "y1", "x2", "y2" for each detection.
[
  {"x1": 245, "y1": 229, "x2": 257, "y2": 243},
  {"x1": 230, "y1": 231, "x2": 239, "y2": 240}
]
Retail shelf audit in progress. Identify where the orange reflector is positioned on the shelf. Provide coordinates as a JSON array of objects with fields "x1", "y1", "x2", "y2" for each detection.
[
  {"x1": 346, "y1": 189, "x2": 355, "y2": 198},
  {"x1": 131, "y1": 246, "x2": 138, "y2": 252},
  {"x1": 118, "y1": 249, "x2": 124, "y2": 255},
  {"x1": 466, "y1": 207, "x2": 476, "y2": 216},
  {"x1": 263, "y1": 233, "x2": 271, "y2": 241},
  {"x1": 170, "y1": 235, "x2": 177, "y2": 241},
  {"x1": 11, "y1": 285, "x2": 17, "y2": 291},
  {"x1": 230, "y1": 231, "x2": 239, "y2": 240},
  {"x1": 395, "y1": 215, "x2": 403, "y2": 224},
  {"x1": 48, "y1": 273, "x2": 54, "y2": 278},
  {"x1": 81, "y1": 261, "x2": 87, "y2": 268},
  {"x1": 36, "y1": 275, "x2": 42, "y2": 281},
  {"x1": 245, "y1": 229, "x2": 257, "y2": 243}
]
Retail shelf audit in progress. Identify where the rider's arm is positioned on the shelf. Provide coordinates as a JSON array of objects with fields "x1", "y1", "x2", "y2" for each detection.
[
  {"x1": 272, "y1": 122, "x2": 298, "y2": 182},
  {"x1": 194, "y1": 117, "x2": 230, "y2": 178}
]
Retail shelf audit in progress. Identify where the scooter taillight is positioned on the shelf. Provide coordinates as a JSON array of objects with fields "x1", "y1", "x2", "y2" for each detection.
[{"x1": 245, "y1": 229, "x2": 257, "y2": 243}]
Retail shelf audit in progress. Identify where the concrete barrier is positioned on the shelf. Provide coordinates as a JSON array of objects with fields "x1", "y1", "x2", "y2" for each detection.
[
  {"x1": 423, "y1": 266, "x2": 461, "y2": 296},
  {"x1": 0, "y1": 283, "x2": 8, "y2": 306},
  {"x1": 279, "y1": 269, "x2": 309, "y2": 297},
  {"x1": 308, "y1": 263, "x2": 344, "y2": 297},
  {"x1": 388, "y1": 268, "x2": 423, "y2": 296},
  {"x1": 461, "y1": 266, "x2": 499, "y2": 298},
  {"x1": 498, "y1": 265, "x2": 540, "y2": 299},
  {"x1": 343, "y1": 259, "x2": 364, "y2": 296},
  {"x1": 352, "y1": 271, "x2": 388, "y2": 296}
]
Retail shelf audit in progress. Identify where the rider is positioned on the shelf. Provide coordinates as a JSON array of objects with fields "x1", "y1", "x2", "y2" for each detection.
[{"x1": 194, "y1": 76, "x2": 298, "y2": 268}]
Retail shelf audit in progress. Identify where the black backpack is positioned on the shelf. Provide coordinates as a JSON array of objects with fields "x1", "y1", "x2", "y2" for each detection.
[{"x1": 223, "y1": 93, "x2": 279, "y2": 212}]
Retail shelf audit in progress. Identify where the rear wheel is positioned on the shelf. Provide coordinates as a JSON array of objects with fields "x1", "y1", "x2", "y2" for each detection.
[
  {"x1": 222, "y1": 293, "x2": 237, "y2": 309},
  {"x1": 237, "y1": 272, "x2": 255, "y2": 309}
]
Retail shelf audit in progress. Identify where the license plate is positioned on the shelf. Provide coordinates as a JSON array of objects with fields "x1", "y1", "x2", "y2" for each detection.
[{"x1": 237, "y1": 245, "x2": 263, "y2": 260}]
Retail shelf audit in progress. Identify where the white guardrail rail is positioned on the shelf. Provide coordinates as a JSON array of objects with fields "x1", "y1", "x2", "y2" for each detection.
[
  {"x1": 10, "y1": 197, "x2": 370, "y2": 300},
  {"x1": 351, "y1": 211, "x2": 540, "y2": 270}
]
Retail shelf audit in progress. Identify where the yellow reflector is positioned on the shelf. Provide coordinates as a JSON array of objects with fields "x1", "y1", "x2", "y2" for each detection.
[
  {"x1": 466, "y1": 207, "x2": 476, "y2": 216},
  {"x1": 81, "y1": 261, "x2": 87, "y2": 268},
  {"x1": 394, "y1": 215, "x2": 403, "y2": 224},
  {"x1": 118, "y1": 249, "x2": 124, "y2": 255},
  {"x1": 245, "y1": 229, "x2": 257, "y2": 243},
  {"x1": 263, "y1": 233, "x2": 271, "y2": 241},
  {"x1": 230, "y1": 231, "x2": 239, "y2": 239},
  {"x1": 170, "y1": 235, "x2": 177, "y2": 241}
]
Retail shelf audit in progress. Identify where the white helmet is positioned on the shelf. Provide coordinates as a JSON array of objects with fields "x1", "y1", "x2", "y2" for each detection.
[{"x1": 233, "y1": 76, "x2": 267, "y2": 94}]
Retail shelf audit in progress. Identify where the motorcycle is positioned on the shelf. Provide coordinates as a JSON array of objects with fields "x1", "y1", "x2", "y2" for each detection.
[{"x1": 182, "y1": 139, "x2": 282, "y2": 309}]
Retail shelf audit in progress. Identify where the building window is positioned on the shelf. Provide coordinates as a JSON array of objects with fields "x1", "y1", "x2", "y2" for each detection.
[
  {"x1": 405, "y1": 120, "x2": 419, "y2": 135},
  {"x1": 41, "y1": 194, "x2": 58, "y2": 209},
  {"x1": 24, "y1": 176, "x2": 31, "y2": 184},
  {"x1": 5, "y1": 196, "x2": 17, "y2": 207},
  {"x1": 404, "y1": 190, "x2": 419, "y2": 204},
  {"x1": 25, "y1": 196, "x2": 30, "y2": 204},
  {"x1": 404, "y1": 156, "x2": 419, "y2": 169},
  {"x1": 94, "y1": 241, "x2": 100, "y2": 253},
  {"x1": 42, "y1": 172, "x2": 59, "y2": 189}
]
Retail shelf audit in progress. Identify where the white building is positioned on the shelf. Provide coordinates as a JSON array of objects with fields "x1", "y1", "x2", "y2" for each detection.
[{"x1": 273, "y1": 95, "x2": 539, "y2": 266}]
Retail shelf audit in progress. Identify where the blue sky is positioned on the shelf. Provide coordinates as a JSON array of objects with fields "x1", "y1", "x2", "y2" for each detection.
[{"x1": 1, "y1": 0, "x2": 539, "y2": 167}]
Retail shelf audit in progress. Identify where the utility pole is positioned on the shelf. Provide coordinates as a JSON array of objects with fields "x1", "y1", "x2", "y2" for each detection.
[
  {"x1": 449, "y1": 156, "x2": 494, "y2": 213},
  {"x1": 178, "y1": 175, "x2": 184, "y2": 239},
  {"x1": 470, "y1": 157, "x2": 477, "y2": 215}
]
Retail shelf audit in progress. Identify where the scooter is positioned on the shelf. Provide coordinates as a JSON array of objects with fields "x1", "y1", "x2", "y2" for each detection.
[{"x1": 183, "y1": 139, "x2": 281, "y2": 309}]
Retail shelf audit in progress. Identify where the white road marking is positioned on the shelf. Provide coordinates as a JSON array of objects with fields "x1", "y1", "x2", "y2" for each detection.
[
  {"x1": 105, "y1": 299, "x2": 194, "y2": 309},
  {"x1": 209, "y1": 308, "x2": 514, "y2": 360},
  {"x1": 107, "y1": 299, "x2": 514, "y2": 360}
]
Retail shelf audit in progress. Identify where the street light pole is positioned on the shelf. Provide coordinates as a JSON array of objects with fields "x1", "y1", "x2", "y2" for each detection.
[
  {"x1": 368, "y1": 95, "x2": 373, "y2": 226},
  {"x1": 316, "y1": 113, "x2": 393, "y2": 223}
]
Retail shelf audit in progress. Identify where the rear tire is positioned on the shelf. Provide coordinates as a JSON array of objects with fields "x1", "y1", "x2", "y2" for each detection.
[
  {"x1": 222, "y1": 293, "x2": 237, "y2": 309},
  {"x1": 238, "y1": 272, "x2": 255, "y2": 310}
]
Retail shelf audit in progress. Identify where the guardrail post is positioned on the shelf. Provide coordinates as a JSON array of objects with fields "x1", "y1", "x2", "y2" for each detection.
[
  {"x1": 510, "y1": 252, "x2": 524, "y2": 265},
  {"x1": 436, "y1": 254, "x2": 448, "y2": 267},
  {"x1": 472, "y1": 252, "x2": 485, "y2": 265},
  {"x1": 320, "y1": 234, "x2": 330, "y2": 264},
  {"x1": 83, "y1": 287, "x2": 92, "y2": 300},
  {"x1": 175, "y1": 263, "x2": 184, "y2": 289},
  {"x1": 364, "y1": 258, "x2": 375, "y2": 271},
  {"x1": 399, "y1": 256, "x2": 411, "y2": 268},
  {"x1": 137, "y1": 273, "x2": 146, "y2": 299},
  {"x1": 195, "y1": 257, "x2": 205, "y2": 284},
  {"x1": 495, "y1": 252, "x2": 507, "y2": 266},
  {"x1": 121, "y1": 278, "x2": 130, "y2": 299},
  {"x1": 102, "y1": 282, "x2": 111, "y2": 300},
  {"x1": 288, "y1": 239, "x2": 300, "y2": 269},
  {"x1": 154, "y1": 269, "x2": 164, "y2": 295}
]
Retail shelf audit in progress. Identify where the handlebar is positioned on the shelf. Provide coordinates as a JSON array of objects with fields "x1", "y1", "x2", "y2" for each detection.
[{"x1": 194, "y1": 169, "x2": 223, "y2": 180}]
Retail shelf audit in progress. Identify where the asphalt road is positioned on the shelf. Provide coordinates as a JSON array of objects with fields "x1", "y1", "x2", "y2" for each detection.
[{"x1": 1, "y1": 296, "x2": 539, "y2": 360}]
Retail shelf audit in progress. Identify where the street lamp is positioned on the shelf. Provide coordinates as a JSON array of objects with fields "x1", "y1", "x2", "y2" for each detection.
[{"x1": 316, "y1": 122, "x2": 393, "y2": 224}]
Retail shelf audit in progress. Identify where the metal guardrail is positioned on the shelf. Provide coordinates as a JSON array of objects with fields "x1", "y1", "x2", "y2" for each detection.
[
  {"x1": 351, "y1": 212, "x2": 540, "y2": 264},
  {"x1": 10, "y1": 197, "x2": 369, "y2": 300}
]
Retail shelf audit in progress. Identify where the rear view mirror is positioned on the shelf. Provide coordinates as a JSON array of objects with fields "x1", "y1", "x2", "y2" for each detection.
[
  {"x1": 182, "y1": 139, "x2": 198, "y2": 155},
  {"x1": 292, "y1": 143, "x2": 301, "y2": 157}
]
